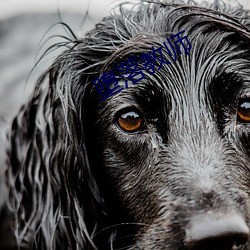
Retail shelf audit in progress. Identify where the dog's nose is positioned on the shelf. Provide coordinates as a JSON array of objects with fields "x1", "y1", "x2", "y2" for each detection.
[{"x1": 185, "y1": 213, "x2": 249, "y2": 250}]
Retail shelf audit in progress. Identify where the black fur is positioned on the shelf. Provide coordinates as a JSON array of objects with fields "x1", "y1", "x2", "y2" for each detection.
[{"x1": 2, "y1": 0, "x2": 250, "y2": 249}]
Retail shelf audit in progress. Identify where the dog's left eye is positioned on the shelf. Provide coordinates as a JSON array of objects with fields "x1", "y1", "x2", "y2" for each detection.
[
  {"x1": 116, "y1": 110, "x2": 145, "y2": 133},
  {"x1": 237, "y1": 99, "x2": 250, "y2": 123}
]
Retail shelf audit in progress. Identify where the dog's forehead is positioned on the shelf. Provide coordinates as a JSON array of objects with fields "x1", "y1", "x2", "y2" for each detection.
[
  {"x1": 102, "y1": 28, "x2": 250, "y2": 106},
  {"x1": 111, "y1": 45, "x2": 250, "y2": 103},
  {"x1": 95, "y1": 2, "x2": 250, "y2": 128}
]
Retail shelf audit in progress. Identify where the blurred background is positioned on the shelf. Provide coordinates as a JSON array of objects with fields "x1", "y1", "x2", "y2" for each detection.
[
  {"x1": 0, "y1": 0, "x2": 250, "y2": 175},
  {"x1": 0, "y1": 0, "x2": 119, "y2": 173}
]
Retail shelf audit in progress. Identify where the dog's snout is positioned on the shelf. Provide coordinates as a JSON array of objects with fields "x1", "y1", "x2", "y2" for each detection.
[{"x1": 185, "y1": 213, "x2": 249, "y2": 250}]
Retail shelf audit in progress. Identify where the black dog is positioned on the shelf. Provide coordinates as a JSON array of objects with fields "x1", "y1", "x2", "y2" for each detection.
[{"x1": 2, "y1": 0, "x2": 250, "y2": 249}]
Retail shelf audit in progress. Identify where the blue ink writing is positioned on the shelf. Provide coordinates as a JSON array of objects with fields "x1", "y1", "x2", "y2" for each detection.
[{"x1": 92, "y1": 30, "x2": 191, "y2": 101}]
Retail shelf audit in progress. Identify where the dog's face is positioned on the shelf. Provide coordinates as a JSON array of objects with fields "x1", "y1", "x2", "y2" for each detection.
[
  {"x1": 86, "y1": 4, "x2": 250, "y2": 250},
  {"x1": 4, "y1": 1, "x2": 250, "y2": 250}
]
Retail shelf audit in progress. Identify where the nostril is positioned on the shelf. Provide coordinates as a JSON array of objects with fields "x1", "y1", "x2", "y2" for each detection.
[
  {"x1": 185, "y1": 213, "x2": 249, "y2": 250},
  {"x1": 186, "y1": 233, "x2": 248, "y2": 250},
  {"x1": 235, "y1": 236, "x2": 248, "y2": 248}
]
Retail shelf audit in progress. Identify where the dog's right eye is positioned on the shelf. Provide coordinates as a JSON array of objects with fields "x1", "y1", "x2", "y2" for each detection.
[
  {"x1": 237, "y1": 98, "x2": 250, "y2": 123},
  {"x1": 116, "y1": 110, "x2": 145, "y2": 133}
]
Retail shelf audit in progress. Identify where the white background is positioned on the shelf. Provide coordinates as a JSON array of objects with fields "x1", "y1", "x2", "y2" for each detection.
[{"x1": 0, "y1": 0, "x2": 250, "y2": 20}]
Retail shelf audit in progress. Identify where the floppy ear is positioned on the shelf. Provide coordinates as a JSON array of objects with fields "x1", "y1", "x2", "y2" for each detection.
[
  {"x1": 3, "y1": 50, "x2": 105, "y2": 249},
  {"x1": 1, "y1": 8, "x2": 143, "y2": 248}
]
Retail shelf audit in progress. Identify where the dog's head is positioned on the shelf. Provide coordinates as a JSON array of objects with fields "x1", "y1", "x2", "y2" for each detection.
[{"x1": 4, "y1": 1, "x2": 250, "y2": 249}]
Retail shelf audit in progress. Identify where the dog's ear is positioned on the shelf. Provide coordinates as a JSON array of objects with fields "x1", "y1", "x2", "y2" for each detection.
[
  {"x1": 3, "y1": 53, "x2": 104, "y2": 249},
  {"x1": 2, "y1": 10, "x2": 136, "y2": 248}
]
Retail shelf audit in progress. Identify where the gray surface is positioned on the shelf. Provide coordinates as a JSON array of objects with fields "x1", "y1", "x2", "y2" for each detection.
[{"x1": 0, "y1": 13, "x2": 94, "y2": 174}]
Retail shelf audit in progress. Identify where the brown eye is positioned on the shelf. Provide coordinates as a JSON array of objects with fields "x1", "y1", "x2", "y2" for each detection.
[
  {"x1": 116, "y1": 110, "x2": 144, "y2": 133},
  {"x1": 237, "y1": 99, "x2": 250, "y2": 123}
]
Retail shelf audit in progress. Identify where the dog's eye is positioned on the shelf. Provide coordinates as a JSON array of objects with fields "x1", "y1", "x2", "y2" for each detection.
[
  {"x1": 237, "y1": 99, "x2": 250, "y2": 123},
  {"x1": 116, "y1": 110, "x2": 144, "y2": 133}
]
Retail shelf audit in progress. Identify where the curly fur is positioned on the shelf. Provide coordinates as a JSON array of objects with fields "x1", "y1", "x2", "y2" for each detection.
[{"x1": 2, "y1": 0, "x2": 250, "y2": 249}]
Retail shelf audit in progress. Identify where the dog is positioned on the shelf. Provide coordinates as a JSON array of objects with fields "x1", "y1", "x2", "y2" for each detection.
[{"x1": 1, "y1": 0, "x2": 250, "y2": 249}]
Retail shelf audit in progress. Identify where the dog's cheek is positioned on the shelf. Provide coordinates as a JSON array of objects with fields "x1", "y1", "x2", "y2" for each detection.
[
  {"x1": 235, "y1": 128, "x2": 250, "y2": 159},
  {"x1": 101, "y1": 137, "x2": 161, "y2": 223}
]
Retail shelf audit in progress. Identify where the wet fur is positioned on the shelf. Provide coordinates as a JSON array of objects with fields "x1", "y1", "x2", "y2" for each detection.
[{"x1": 2, "y1": 0, "x2": 250, "y2": 249}]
